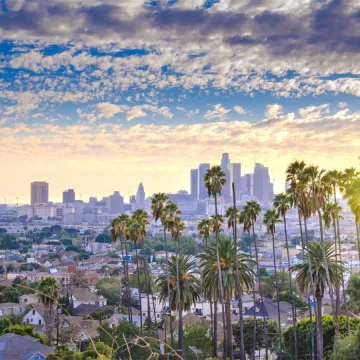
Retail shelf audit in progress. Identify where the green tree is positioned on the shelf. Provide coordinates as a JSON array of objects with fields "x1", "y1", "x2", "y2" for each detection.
[
  {"x1": 346, "y1": 273, "x2": 360, "y2": 313},
  {"x1": 198, "y1": 236, "x2": 254, "y2": 359},
  {"x1": 96, "y1": 277, "x2": 120, "y2": 306},
  {"x1": 261, "y1": 272, "x2": 291, "y2": 298},
  {"x1": 184, "y1": 324, "x2": 213, "y2": 359},
  {"x1": 197, "y1": 218, "x2": 212, "y2": 248},
  {"x1": 331, "y1": 328, "x2": 360, "y2": 360},
  {"x1": 2, "y1": 324, "x2": 46, "y2": 344},
  {"x1": 37, "y1": 277, "x2": 60, "y2": 345},
  {"x1": 291, "y1": 242, "x2": 343, "y2": 360}
]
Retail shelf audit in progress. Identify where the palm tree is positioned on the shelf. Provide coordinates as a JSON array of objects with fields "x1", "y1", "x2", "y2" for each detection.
[
  {"x1": 243, "y1": 200, "x2": 269, "y2": 360},
  {"x1": 199, "y1": 236, "x2": 254, "y2": 360},
  {"x1": 287, "y1": 160, "x2": 316, "y2": 360},
  {"x1": 197, "y1": 218, "x2": 212, "y2": 248},
  {"x1": 291, "y1": 242, "x2": 343, "y2": 357},
  {"x1": 274, "y1": 192, "x2": 298, "y2": 360},
  {"x1": 225, "y1": 205, "x2": 245, "y2": 360},
  {"x1": 151, "y1": 193, "x2": 174, "y2": 346},
  {"x1": 303, "y1": 165, "x2": 339, "y2": 346},
  {"x1": 37, "y1": 277, "x2": 60, "y2": 345},
  {"x1": 263, "y1": 209, "x2": 283, "y2": 360},
  {"x1": 156, "y1": 254, "x2": 201, "y2": 356},
  {"x1": 204, "y1": 165, "x2": 228, "y2": 358}
]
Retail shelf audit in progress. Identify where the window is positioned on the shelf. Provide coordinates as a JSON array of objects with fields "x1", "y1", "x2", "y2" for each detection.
[
  {"x1": 25, "y1": 299, "x2": 27, "y2": 303},
  {"x1": 157, "y1": 314, "x2": 160, "y2": 318},
  {"x1": 39, "y1": 319, "x2": 41, "y2": 325},
  {"x1": 33, "y1": 310, "x2": 35, "y2": 315},
  {"x1": 27, "y1": 319, "x2": 29, "y2": 324},
  {"x1": 143, "y1": 313, "x2": 146, "y2": 317}
]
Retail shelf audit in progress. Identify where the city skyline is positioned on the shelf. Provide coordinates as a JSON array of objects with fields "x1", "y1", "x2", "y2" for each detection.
[{"x1": 1, "y1": 1, "x2": 359, "y2": 203}]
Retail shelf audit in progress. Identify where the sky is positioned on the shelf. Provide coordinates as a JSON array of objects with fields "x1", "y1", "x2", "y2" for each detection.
[{"x1": 1, "y1": 0, "x2": 360, "y2": 203}]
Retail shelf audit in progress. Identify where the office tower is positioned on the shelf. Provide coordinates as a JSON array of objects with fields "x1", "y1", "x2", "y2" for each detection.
[
  {"x1": 31, "y1": 182, "x2": 49, "y2": 206},
  {"x1": 108, "y1": 191, "x2": 124, "y2": 214},
  {"x1": 221, "y1": 153, "x2": 231, "y2": 201},
  {"x1": 136, "y1": 183, "x2": 146, "y2": 209},
  {"x1": 229, "y1": 163, "x2": 241, "y2": 194},
  {"x1": 197, "y1": 163, "x2": 210, "y2": 200},
  {"x1": 245, "y1": 174, "x2": 253, "y2": 196},
  {"x1": 253, "y1": 163, "x2": 274, "y2": 202},
  {"x1": 63, "y1": 189, "x2": 75, "y2": 204},
  {"x1": 190, "y1": 169, "x2": 198, "y2": 199}
]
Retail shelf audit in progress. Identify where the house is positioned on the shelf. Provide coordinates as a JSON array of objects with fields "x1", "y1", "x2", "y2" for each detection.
[
  {"x1": 19, "y1": 294, "x2": 40, "y2": 306},
  {"x1": 108, "y1": 314, "x2": 142, "y2": 328},
  {"x1": 56, "y1": 316, "x2": 100, "y2": 343},
  {"x1": 70, "y1": 289, "x2": 107, "y2": 308},
  {"x1": 23, "y1": 303, "x2": 45, "y2": 326},
  {"x1": 0, "y1": 303, "x2": 27, "y2": 317},
  {"x1": 0, "y1": 333, "x2": 54, "y2": 360}
]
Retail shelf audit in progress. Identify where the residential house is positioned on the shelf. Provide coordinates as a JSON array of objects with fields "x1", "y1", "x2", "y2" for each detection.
[
  {"x1": 56, "y1": 316, "x2": 100, "y2": 343},
  {"x1": 71, "y1": 289, "x2": 107, "y2": 308},
  {"x1": 23, "y1": 303, "x2": 45, "y2": 326},
  {"x1": 0, "y1": 303, "x2": 27, "y2": 317},
  {"x1": 108, "y1": 314, "x2": 142, "y2": 328},
  {"x1": 19, "y1": 294, "x2": 40, "y2": 306},
  {"x1": 0, "y1": 333, "x2": 54, "y2": 360}
]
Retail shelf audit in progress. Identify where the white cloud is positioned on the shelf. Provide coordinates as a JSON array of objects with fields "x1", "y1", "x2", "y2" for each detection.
[
  {"x1": 204, "y1": 104, "x2": 231, "y2": 120},
  {"x1": 233, "y1": 106, "x2": 248, "y2": 115},
  {"x1": 265, "y1": 104, "x2": 284, "y2": 118},
  {"x1": 338, "y1": 102, "x2": 348, "y2": 109},
  {"x1": 126, "y1": 108, "x2": 146, "y2": 121},
  {"x1": 96, "y1": 102, "x2": 126, "y2": 119}
]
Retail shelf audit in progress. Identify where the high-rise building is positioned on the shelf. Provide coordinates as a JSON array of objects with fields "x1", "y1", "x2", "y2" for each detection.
[
  {"x1": 107, "y1": 191, "x2": 124, "y2": 214},
  {"x1": 253, "y1": 163, "x2": 274, "y2": 202},
  {"x1": 136, "y1": 183, "x2": 146, "y2": 209},
  {"x1": 198, "y1": 163, "x2": 210, "y2": 200},
  {"x1": 31, "y1": 182, "x2": 49, "y2": 206},
  {"x1": 229, "y1": 163, "x2": 241, "y2": 195},
  {"x1": 63, "y1": 189, "x2": 75, "y2": 204},
  {"x1": 190, "y1": 169, "x2": 198, "y2": 199},
  {"x1": 221, "y1": 153, "x2": 231, "y2": 201}
]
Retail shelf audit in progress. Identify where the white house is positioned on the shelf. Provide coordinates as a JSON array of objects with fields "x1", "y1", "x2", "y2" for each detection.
[
  {"x1": 19, "y1": 294, "x2": 40, "y2": 306},
  {"x1": 70, "y1": 289, "x2": 107, "y2": 308},
  {"x1": 23, "y1": 303, "x2": 45, "y2": 326},
  {"x1": 0, "y1": 303, "x2": 26, "y2": 317}
]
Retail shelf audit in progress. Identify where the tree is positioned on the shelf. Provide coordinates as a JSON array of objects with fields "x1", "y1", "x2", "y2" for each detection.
[
  {"x1": 184, "y1": 324, "x2": 213, "y2": 359},
  {"x1": 197, "y1": 218, "x2": 212, "y2": 248},
  {"x1": 291, "y1": 242, "x2": 343, "y2": 360},
  {"x1": 233, "y1": 319, "x2": 278, "y2": 358},
  {"x1": 198, "y1": 236, "x2": 254, "y2": 359},
  {"x1": 346, "y1": 273, "x2": 360, "y2": 313},
  {"x1": 261, "y1": 272, "x2": 291, "y2": 298},
  {"x1": 96, "y1": 277, "x2": 120, "y2": 306},
  {"x1": 69, "y1": 270, "x2": 88, "y2": 289},
  {"x1": 259, "y1": 267, "x2": 269, "y2": 277},
  {"x1": 37, "y1": 277, "x2": 60, "y2": 345},
  {"x1": 282, "y1": 315, "x2": 360, "y2": 360},
  {"x1": 278, "y1": 291, "x2": 308, "y2": 309},
  {"x1": 156, "y1": 254, "x2": 201, "y2": 356},
  {"x1": 1, "y1": 324, "x2": 46, "y2": 344},
  {"x1": 331, "y1": 327, "x2": 360, "y2": 360},
  {"x1": 204, "y1": 165, "x2": 229, "y2": 358}
]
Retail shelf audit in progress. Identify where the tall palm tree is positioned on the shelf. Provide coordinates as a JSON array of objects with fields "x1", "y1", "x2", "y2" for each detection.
[
  {"x1": 273, "y1": 193, "x2": 298, "y2": 360},
  {"x1": 291, "y1": 242, "x2": 343, "y2": 357},
  {"x1": 151, "y1": 193, "x2": 174, "y2": 346},
  {"x1": 243, "y1": 200, "x2": 269, "y2": 360},
  {"x1": 156, "y1": 254, "x2": 201, "y2": 357},
  {"x1": 37, "y1": 277, "x2": 60, "y2": 345},
  {"x1": 303, "y1": 165, "x2": 339, "y2": 346},
  {"x1": 198, "y1": 236, "x2": 255, "y2": 360},
  {"x1": 287, "y1": 160, "x2": 316, "y2": 360},
  {"x1": 204, "y1": 165, "x2": 228, "y2": 358},
  {"x1": 225, "y1": 204, "x2": 245, "y2": 360},
  {"x1": 263, "y1": 209, "x2": 283, "y2": 360},
  {"x1": 197, "y1": 218, "x2": 212, "y2": 248}
]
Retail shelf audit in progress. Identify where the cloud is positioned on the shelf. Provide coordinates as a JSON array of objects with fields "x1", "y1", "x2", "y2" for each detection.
[
  {"x1": 126, "y1": 107, "x2": 146, "y2": 121},
  {"x1": 233, "y1": 106, "x2": 248, "y2": 115},
  {"x1": 204, "y1": 104, "x2": 231, "y2": 120},
  {"x1": 265, "y1": 104, "x2": 284, "y2": 118},
  {"x1": 96, "y1": 102, "x2": 126, "y2": 119}
]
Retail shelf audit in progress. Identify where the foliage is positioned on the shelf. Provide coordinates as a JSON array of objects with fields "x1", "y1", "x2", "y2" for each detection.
[
  {"x1": 261, "y1": 272, "x2": 292, "y2": 298},
  {"x1": 96, "y1": 277, "x2": 120, "y2": 306},
  {"x1": 125, "y1": 269, "x2": 154, "y2": 293},
  {"x1": 89, "y1": 306, "x2": 114, "y2": 321},
  {"x1": 347, "y1": 273, "x2": 360, "y2": 313},
  {"x1": 233, "y1": 319, "x2": 279, "y2": 357},
  {"x1": 2, "y1": 324, "x2": 46, "y2": 344},
  {"x1": 259, "y1": 267, "x2": 269, "y2": 277},
  {"x1": 59, "y1": 293, "x2": 74, "y2": 316},
  {"x1": 184, "y1": 324, "x2": 213, "y2": 359},
  {"x1": 0, "y1": 235, "x2": 19, "y2": 249},
  {"x1": 70, "y1": 270, "x2": 88, "y2": 289},
  {"x1": 278, "y1": 290, "x2": 308, "y2": 309},
  {"x1": 282, "y1": 315, "x2": 360, "y2": 359},
  {"x1": 95, "y1": 233, "x2": 112, "y2": 243},
  {"x1": 331, "y1": 328, "x2": 360, "y2": 360}
]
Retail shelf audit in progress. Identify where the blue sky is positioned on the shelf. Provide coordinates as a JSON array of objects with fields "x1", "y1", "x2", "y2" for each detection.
[{"x1": 0, "y1": 0, "x2": 360, "y2": 202}]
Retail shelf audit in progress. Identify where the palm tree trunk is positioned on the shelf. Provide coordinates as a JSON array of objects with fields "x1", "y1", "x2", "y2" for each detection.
[
  {"x1": 283, "y1": 215, "x2": 297, "y2": 360},
  {"x1": 303, "y1": 218, "x2": 318, "y2": 360},
  {"x1": 163, "y1": 224, "x2": 174, "y2": 348},
  {"x1": 140, "y1": 238, "x2": 152, "y2": 330},
  {"x1": 248, "y1": 232, "x2": 257, "y2": 360},
  {"x1": 119, "y1": 236, "x2": 125, "y2": 310},
  {"x1": 332, "y1": 218, "x2": 341, "y2": 320},
  {"x1": 317, "y1": 210, "x2": 339, "y2": 342},
  {"x1": 225, "y1": 299, "x2": 234, "y2": 360},
  {"x1": 252, "y1": 222, "x2": 268, "y2": 360},
  {"x1": 123, "y1": 236, "x2": 132, "y2": 323},
  {"x1": 213, "y1": 301, "x2": 218, "y2": 357},
  {"x1": 271, "y1": 230, "x2": 283, "y2": 360},
  {"x1": 316, "y1": 296, "x2": 324, "y2": 358},
  {"x1": 232, "y1": 182, "x2": 245, "y2": 360},
  {"x1": 356, "y1": 221, "x2": 360, "y2": 262},
  {"x1": 135, "y1": 245, "x2": 143, "y2": 331},
  {"x1": 214, "y1": 194, "x2": 228, "y2": 358}
]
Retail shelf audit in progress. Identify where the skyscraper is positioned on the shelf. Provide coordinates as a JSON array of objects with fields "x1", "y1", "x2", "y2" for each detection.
[
  {"x1": 107, "y1": 191, "x2": 124, "y2": 214},
  {"x1": 220, "y1": 153, "x2": 231, "y2": 201},
  {"x1": 63, "y1": 189, "x2": 75, "y2": 204},
  {"x1": 229, "y1": 163, "x2": 241, "y2": 195},
  {"x1": 31, "y1": 182, "x2": 49, "y2": 206},
  {"x1": 136, "y1": 183, "x2": 146, "y2": 209},
  {"x1": 253, "y1": 163, "x2": 274, "y2": 202},
  {"x1": 190, "y1": 169, "x2": 198, "y2": 199},
  {"x1": 198, "y1": 163, "x2": 210, "y2": 200}
]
